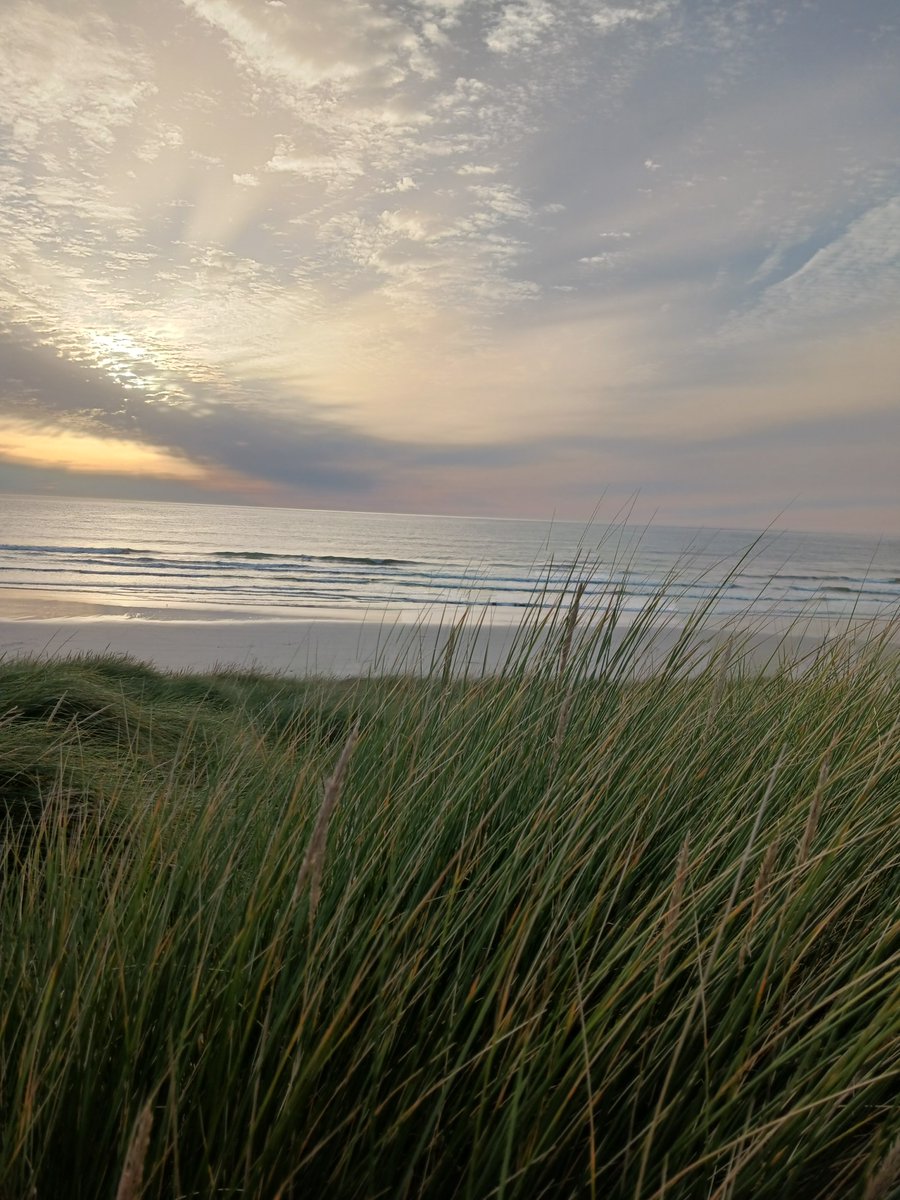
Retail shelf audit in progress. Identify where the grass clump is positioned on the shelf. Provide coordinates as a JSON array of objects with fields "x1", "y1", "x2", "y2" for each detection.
[{"x1": 1, "y1": 595, "x2": 899, "y2": 1200}]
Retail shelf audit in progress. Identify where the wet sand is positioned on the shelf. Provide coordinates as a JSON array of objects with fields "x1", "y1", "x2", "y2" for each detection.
[
  {"x1": 4, "y1": 582, "x2": 899, "y2": 679},
  {"x1": 0, "y1": 590, "x2": 510, "y2": 675}
]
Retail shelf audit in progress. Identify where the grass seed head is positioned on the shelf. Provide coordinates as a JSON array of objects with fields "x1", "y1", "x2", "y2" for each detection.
[
  {"x1": 115, "y1": 1101, "x2": 153, "y2": 1200},
  {"x1": 864, "y1": 1135, "x2": 900, "y2": 1200},
  {"x1": 655, "y1": 832, "x2": 690, "y2": 989},
  {"x1": 293, "y1": 722, "x2": 360, "y2": 918}
]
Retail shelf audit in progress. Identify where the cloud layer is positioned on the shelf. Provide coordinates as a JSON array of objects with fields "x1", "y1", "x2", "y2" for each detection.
[{"x1": 0, "y1": 0, "x2": 898, "y2": 531}]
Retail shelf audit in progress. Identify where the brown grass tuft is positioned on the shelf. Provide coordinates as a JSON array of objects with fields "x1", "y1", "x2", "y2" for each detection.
[
  {"x1": 864, "y1": 1135, "x2": 900, "y2": 1200},
  {"x1": 655, "y1": 833, "x2": 690, "y2": 989},
  {"x1": 740, "y1": 838, "x2": 779, "y2": 969},
  {"x1": 293, "y1": 723, "x2": 360, "y2": 919},
  {"x1": 115, "y1": 1100, "x2": 153, "y2": 1200}
]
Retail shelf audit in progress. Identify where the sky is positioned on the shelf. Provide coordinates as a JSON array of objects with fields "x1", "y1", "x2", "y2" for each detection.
[{"x1": 0, "y1": 0, "x2": 898, "y2": 533}]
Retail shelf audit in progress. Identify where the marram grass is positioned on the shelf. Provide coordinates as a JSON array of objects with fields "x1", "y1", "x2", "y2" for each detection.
[{"x1": 1, "y1": 592, "x2": 899, "y2": 1199}]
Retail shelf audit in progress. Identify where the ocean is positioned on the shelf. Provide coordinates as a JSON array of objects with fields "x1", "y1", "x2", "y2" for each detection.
[{"x1": 1, "y1": 494, "x2": 899, "y2": 628}]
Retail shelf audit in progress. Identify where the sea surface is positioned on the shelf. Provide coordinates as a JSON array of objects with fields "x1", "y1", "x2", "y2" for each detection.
[{"x1": 1, "y1": 494, "x2": 899, "y2": 627}]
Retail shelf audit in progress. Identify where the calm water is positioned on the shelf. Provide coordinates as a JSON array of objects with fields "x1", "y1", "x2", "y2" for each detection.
[{"x1": 2, "y1": 494, "x2": 899, "y2": 626}]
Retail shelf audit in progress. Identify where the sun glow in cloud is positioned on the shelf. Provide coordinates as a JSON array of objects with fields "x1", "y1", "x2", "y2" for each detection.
[
  {"x1": 0, "y1": 418, "x2": 205, "y2": 481},
  {"x1": 0, "y1": 0, "x2": 897, "y2": 531}
]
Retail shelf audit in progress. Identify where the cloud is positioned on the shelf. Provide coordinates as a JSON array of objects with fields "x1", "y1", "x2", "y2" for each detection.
[
  {"x1": 135, "y1": 122, "x2": 185, "y2": 163},
  {"x1": 385, "y1": 175, "x2": 418, "y2": 192},
  {"x1": 591, "y1": 3, "x2": 673, "y2": 35},
  {"x1": 0, "y1": 416, "x2": 206, "y2": 481},
  {"x1": 0, "y1": 2, "x2": 154, "y2": 158},
  {"x1": 0, "y1": 0, "x2": 898, "y2": 530},
  {"x1": 265, "y1": 149, "x2": 365, "y2": 189},
  {"x1": 181, "y1": 0, "x2": 364, "y2": 89},
  {"x1": 0, "y1": 319, "x2": 572, "y2": 514},
  {"x1": 720, "y1": 196, "x2": 900, "y2": 344},
  {"x1": 485, "y1": 0, "x2": 557, "y2": 55}
]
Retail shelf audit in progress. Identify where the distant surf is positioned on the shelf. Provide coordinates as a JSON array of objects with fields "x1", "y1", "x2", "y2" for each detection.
[{"x1": 1, "y1": 495, "x2": 899, "y2": 626}]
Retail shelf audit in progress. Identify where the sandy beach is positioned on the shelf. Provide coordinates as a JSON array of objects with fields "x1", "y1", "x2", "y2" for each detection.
[
  {"x1": 2, "y1": 587, "x2": 893, "y2": 679},
  {"x1": 0, "y1": 589, "x2": 523, "y2": 676},
  {"x1": 0, "y1": 615, "x2": 495, "y2": 676}
]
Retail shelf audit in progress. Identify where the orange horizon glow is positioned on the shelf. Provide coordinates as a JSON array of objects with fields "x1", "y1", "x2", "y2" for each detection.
[{"x1": 0, "y1": 418, "x2": 205, "y2": 481}]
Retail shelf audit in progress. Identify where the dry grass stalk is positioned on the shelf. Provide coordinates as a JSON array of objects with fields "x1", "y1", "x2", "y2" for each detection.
[
  {"x1": 558, "y1": 581, "x2": 587, "y2": 679},
  {"x1": 752, "y1": 840, "x2": 778, "y2": 924},
  {"x1": 740, "y1": 838, "x2": 779, "y2": 969},
  {"x1": 440, "y1": 620, "x2": 462, "y2": 689},
  {"x1": 655, "y1": 834, "x2": 690, "y2": 989},
  {"x1": 292, "y1": 723, "x2": 360, "y2": 917},
  {"x1": 701, "y1": 639, "x2": 732, "y2": 748},
  {"x1": 115, "y1": 1100, "x2": 153, "y2": 1200},
  {"x1": 549, "y1": 686, "x2": 575, "y2": 778},
  {"x1": 796, "y1": 746, "x2": 832, "y2": 869},
  {"x1": 864, "y1": 1135, "x2": 900, "y2": 1200}
]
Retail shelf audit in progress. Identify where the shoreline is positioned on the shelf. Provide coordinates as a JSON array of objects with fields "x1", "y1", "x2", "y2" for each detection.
[
  {"x1": 3, "y1": 588, "x2": 897, "y2": 680},
  {"x1": 2, "y1": 608, "x2": 896, "y2": 679}
]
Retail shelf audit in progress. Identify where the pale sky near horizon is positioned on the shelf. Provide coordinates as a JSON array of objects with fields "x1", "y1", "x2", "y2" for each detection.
[{"x1": 0, "y1": 0, "x2": 898, "y2": 533}]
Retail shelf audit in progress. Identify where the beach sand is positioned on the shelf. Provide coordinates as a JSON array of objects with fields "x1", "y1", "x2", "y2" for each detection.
[
  {"x1": 0, "y1": 618, "x2": 398, "y2": 676},
  {"x1": 3, "y1": 591, "x2": 894, "y2": 680},
  {"x1": 0, "y1": 619, "x2": 448, "y2": 677},
  {"x1": 0, "y1": 589, "x2": 518, "y2": 676},
  {"x1": 0, "y1": 588, "x2": 131, "y2": 620}
]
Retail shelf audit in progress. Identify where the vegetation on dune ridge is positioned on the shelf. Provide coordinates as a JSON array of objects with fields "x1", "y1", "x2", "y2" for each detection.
[{"x1": 1, "y1": 592, "x2": 899, "y2": 1199}]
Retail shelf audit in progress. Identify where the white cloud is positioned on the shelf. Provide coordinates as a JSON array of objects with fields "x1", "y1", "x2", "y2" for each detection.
[
  {"x1": 467, "y1": 183, "x2": 533, "y2": 222},
  {"x1": 379, "y1": 210, "x2": 431, "y2": 241},
  {"x1": 232, "y1": 172, "x2": 260, "y2": 186},
  {"x1": 591, "y1": 2, "x2": 673, "y2": 35},
  {"x1": 134, "y1": 122, "x2": 184, "y2": 163},
  {"x1": 0, "y1": 2, "x2": 154, "y2": 157},
  {"x1": 421, "y1": 20, "x2": 450, "y2": 46},
  {"x1": 265, "y1": 150, "x2": 365, "y2": 189},
  {"x1": 181, "y1": 0, "x2": 362, "y2": 89},
  {"x1": 722, "y1": 196, "x2": 900, "y2": 343},
  {"x1": 485, "y1": 0, "x2": 557, "y2": 55}
]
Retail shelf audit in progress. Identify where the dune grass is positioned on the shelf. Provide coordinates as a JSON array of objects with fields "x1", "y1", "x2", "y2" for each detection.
[{"x1": 1, "y1": 592, "x2": 899, "y2": 1199}]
